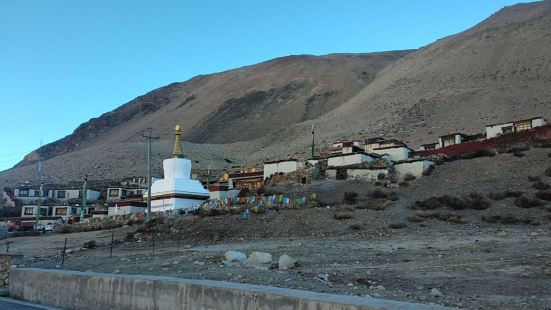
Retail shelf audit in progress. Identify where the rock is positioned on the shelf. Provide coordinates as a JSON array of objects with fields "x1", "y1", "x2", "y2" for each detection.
[
  {"x1": 278, "y1": 254, "x2": 298, "y2": 270},
  {"x1": 430, "y1": 288, "x2": 443, "y2": 297},
  {"x1": 134, "y1": 233, "x2": 142, "y2": 240},
  {"x1": 243, "y1": 252, "x2": 272, "y2": 269},
  {"x1": 161, "y1": 262, "x2": 170, "y2": 267},
  {"x1": 113, "y1": 269, "x2": 120, "y2": 274},
  {"x1": 83, "y1": 240, "x2": 96, "y2": 249},
  {"x1": 496, "y1": 230, "x2": 507, "y2": 237},
  {"x1": 374, "y1": 285, "x2": 386, "y2": 291},
  {"x1": 193, "y1": 261, "x2": 205, "y2": 266},
  {"x1": 225, "y1": 251, "x2": 247, "y2": 265},
  {"x1": 316, "y1": 273, "x2": 330, "y2": 282},
  {"x1": 222, "y1": 260, "x2": 242, "y2": 267},
  {"x1": 389, "y1": 223, "x2": 407, "y2": 229}
]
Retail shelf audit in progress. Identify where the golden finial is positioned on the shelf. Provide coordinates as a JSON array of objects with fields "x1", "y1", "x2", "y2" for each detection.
[{"x1": 172, "y1": 124, "x2": 183, "y2": 158}]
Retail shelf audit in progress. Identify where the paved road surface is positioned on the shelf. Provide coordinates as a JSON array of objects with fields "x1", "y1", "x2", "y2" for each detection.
[{"x1": 0, "y1": 297, "x2": 59, "y2": 309}]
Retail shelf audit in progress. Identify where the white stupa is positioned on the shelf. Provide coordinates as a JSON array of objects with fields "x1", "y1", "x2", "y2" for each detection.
[{"x1": 146, "y1": 125, "x2": 209, "y2": 211}]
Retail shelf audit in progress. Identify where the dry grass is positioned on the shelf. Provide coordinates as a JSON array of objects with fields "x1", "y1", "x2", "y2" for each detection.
[
  {"x1": 482, "y1": 214, "x2": 540, "y2": 225},
  {"x1": 356, "y1": 199, "x2": 390, "y2": 210},
  {"x1": 533, "y1": 181, "x2": 550, "y2": 190},
  {"x1": 410, "y1": 193, "x2": 490, "y2": 211},
  {"x1": 535, "y1": 191, "x2": 551, "y2": 201},
  {"x1": 389, "y1": 223, "x2": 407, "y2": 229},
  {"x1": 334, "y1": 212, "x2": 353, "y2": 220},
  {"x1": 514, "y1": 197, "x2": 544, "y2": 208},
  {"x1": 343, "y1": 192, "x2": 358, "y2": 204}
]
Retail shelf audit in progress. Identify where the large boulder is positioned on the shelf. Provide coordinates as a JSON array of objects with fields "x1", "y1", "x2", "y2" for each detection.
[
  {"x1": 243, "y1": 252, "x2": 273, "y2": 269},
  {"x1": 278, "y1": 254, "x2": 298, "y2": 270},
  {"x1": 224, "y1": 251, "x2": 247, "y2": 266}
]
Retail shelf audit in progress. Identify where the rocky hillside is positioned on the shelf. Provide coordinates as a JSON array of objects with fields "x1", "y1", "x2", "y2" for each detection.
[
  {"x1": 316, "y1": 0, "x2": 551, "y2": 146},
  {"x1": 3, "y1": 1, "x2": 551, "y2": 187},
  {"x1": 17, "y1": 52, "x2": 411, "y2": 168}
]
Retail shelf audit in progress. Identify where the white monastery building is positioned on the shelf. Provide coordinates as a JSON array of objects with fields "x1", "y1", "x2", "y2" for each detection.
[{"x1": 485, "y1": 117, "x2": 548, "y2": 139}]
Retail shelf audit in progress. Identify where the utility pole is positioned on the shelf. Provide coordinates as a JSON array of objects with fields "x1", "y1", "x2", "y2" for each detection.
[
  {"x1": 141, "y1": 128, "x2": 158, "y2": 222},
  {"x1": 80, "y1": 175, "x2": 87, "y2": 222},
  {"x1": 35, "y1": 162, "x2": 43, "y2": 230},
  {"x1": 35, "y1": 139, "x2": 43, "y2": 230},
  {"x1": 207, "y1": 165, "x2": 211, "y2": 190},
  {"x1": 310, "y1": 124, "x2": 315, "y2": 160}
]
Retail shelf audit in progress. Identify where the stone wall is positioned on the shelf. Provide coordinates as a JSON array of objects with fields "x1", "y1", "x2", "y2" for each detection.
[
  {"x1": 394, "y1": 160, "x2": 433, "y2": 180},
  {"x1": 0, "y1": 254, "x2": 20, "y2": 286},
  {"x1": 347, "y1": 168, "x2": 388, "y2": 181}
]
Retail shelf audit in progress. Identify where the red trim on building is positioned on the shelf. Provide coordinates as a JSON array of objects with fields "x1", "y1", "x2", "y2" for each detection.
[
  {"x1": 412, "y1": 124, "x2": 551, "y2": 157},
  {"x1": 208, "y1": 185, "x2": 228, "y2": 191},
  {"x1": 228, "y1": 171, "x2": 264, "y2": 179},
  {"x1": 150, "y1": 193, "x2": 209, "y2": 201}
]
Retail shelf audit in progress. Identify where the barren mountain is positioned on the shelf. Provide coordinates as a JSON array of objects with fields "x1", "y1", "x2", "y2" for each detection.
[
  {"x1": 2, "y1": 0, "x2": 551, "y2": 187},
  {"x1": 316, "y1": 0, "x2": 551, "y2": 146},
  {"x1": 19, "y1": 52, "x2": 409, "y2": 166}
]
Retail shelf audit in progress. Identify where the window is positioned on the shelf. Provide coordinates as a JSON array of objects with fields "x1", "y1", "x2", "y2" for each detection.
[
  {"x1": 55, "y1": 208, "x2": 67, "y2": 215},
  {"x1": 34, "y1": 190, "x2": 40, "y2": 197},
  {"x1": 108, "y1": 189, "x2": 120, "y2": 197},
  {"x1": 136, "y1": 190, "x2": 143, "y2": 195},
  {"x1": 19, "y1": 189, "x2": 29, "y2": 197},
  {"x1": 442, "y1": 137, "x2": 456, "y2": 147},
  {"x1": 24, "y1": 207, "x2": 34, "y2": 215},
  {"x1": 501, "y1": 126, "x2": 513, "y2": 134},
  {"x1": 57, "y1": 190, "x2": 66, "y2": 199},
  {"x1": 515, "y1": 121, "x2": 532, "y2": 132}
]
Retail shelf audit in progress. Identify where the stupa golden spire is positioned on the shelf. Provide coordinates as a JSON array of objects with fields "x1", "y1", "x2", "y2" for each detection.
[{"x1": 172, "y1": 124, "x2": 184, "y2": 158}]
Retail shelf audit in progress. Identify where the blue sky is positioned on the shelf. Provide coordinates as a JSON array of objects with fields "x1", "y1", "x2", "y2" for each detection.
[{"x1": 0, "y1": 0, "x2": 536, "y2": 171}]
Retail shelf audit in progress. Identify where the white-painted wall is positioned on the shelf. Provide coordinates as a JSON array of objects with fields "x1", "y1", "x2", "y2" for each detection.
[
  {"x1": 342, "y1": 146, "x2": 354, "y2": 154},
  {"x1": 14, "y1": 189, "x2": 52, "y2": 203},
  {"x1": 532, "y1": 118, "x2": 548, "y2": 127},
  {"x1": 52, "y1": 189, "x2": 100, "y2": 202},
  {"x1": 347, "y1": 169, "x2": 388, "y2": 182},
  {"x1": 107, "y1": 188, "x2": 146, "y2": 202},
  {"x1": 437, "y1": 134, "x2": 463, "y2": 148},
  {"x1": 209, "y1": 189, "x2": 240, "y2": 200},
  {"x1": 263, "y1": 161, "x2": 301, "y2": 180},
  {"x1": 486, "y1": 118, "x2": 548, "y2": 139},
  {"x1": 21, "y1": 205, "x2": 49, "y2": 217},
  {"x1": 327, "y1": 153, "x2": 374, "y2": 167},
  {"x1": 394, "y1": 161, "x2": 433, "y2": 180},
  {"x1": 325, "y1": 169, "x2": 337, "y2": 179},
  {"x1": 108, "y1": 206, "x2": 146, "y2": 217},
  {"x1": 486, "y1": 122, "x2": 514, "y2": 139},
  {"x1": 364, "y1": 143, "x2": 379, "y2": 152},
  {"x1": 150, "y1": 197, "x2": 205, "y2": 212},
  {"x1": 371, "y1": 147, "x2": 410, "y2": 161}
]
